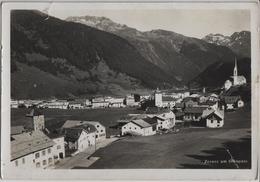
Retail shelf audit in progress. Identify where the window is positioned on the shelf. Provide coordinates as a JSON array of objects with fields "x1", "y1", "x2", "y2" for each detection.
[
  {"x1": 48, "y1": 158, "x2": 53, "y2": 164},
  {"x1": 211, "y1": 120, "x2": 214, "y2": 123},
  {"x1": 134, "y1": 127, "x2": 137, "y2": 130},
  {"x1": 35, "y1": 152, "x2": 40, "y2": 158},
  {"x1": 42, "y1": 150, "x2": 46, "y2": 156},
  {"x1": 100, "y1": 130, "x2": 103, "y2": 132},
  {"x1": 22, "y1": 158, "x2": 25, "y2": 164},
  {"x1": 129, "y1": 127, "x2": 131, "y2": 130},
  {"x1": 217, "y1": 121, "x2": 220, "y2": 124},
  {"x1": 57, "y1": 145, "x2": 61, "y2": 150},
  {"x1": 15, "y1": 160, "x2": 18, "y2": 167},
  {"x1": 36, "y1": 162, "x2": 41, "y2": 168},
  {"x1": 123, "y1": 127, "x2": 126, "y2": 129},
  {"x1": 43, "y1": 160, "x2": 47, "y2": 165},
  {"x1": 97, "y1": 125, "x2": 100, "y2": 128},
  {"x1": 48, "y1": 148, "x2": 51, "y2": 153},
  {"x1": 96, "y1": 135, "x2": 98, "y2": 138}
]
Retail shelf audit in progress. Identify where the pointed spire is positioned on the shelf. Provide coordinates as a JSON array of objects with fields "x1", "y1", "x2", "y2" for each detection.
[{"x1": 233, "y1": 57, "x2": 238, "y2": 77}]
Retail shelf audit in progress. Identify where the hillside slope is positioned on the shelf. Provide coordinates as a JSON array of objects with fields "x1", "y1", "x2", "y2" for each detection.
[
  {"x1": 66, "y1": 16, "x2": 237, "y2": 83},
  {"x1": 11, "y1": 10, "x2": 180, "y2": 99}
]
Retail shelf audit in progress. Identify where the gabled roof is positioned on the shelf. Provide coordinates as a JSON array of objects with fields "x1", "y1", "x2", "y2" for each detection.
[
  {"x1": 64, "y1": 128, "x2": 83, "y2": 142},
  {"x1": 143, "y1": 117, "x2": 157, "y2": 125},
  {"x1": 62, "y1": 120, "x2": 103, "y2": 129},
  {"x1": 11, "y1": 131, "x2": 55, "y2": 161},
  {"x1": 64, "y1": 124, "x2": 96, "y2": 142},
  {"x1": 11, "y1": 126, "x2": 25, "y2": 135},
  {"x1": 202, "y1": 109, "x2": 224, "y2": 120},
  {"x1": 131, "y1": 119, "x2": 151, "y2": 128}
]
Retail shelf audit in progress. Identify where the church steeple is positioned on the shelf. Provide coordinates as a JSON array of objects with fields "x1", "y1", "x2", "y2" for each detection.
[
  {"x1": 233, "y1": 57, "x2": 238, "y2": 77},
  {"x1": 233, "y1": 57, "x2": 238, "y2": 85}
]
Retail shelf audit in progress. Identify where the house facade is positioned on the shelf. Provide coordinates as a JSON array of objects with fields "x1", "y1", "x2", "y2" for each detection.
[
  {"x1": 11, "y1": 131, "x2": 57, "y2": 169},
  {"x1": 121, "y1": 119, "x2": 156, "y2": 136},
  {"x1": 202, "y1": 109, "x2": 224, "y2": 128}
]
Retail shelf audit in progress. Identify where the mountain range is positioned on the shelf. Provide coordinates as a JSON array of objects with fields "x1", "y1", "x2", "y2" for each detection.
[{"x1": 11, "y1": 11, "x2": 251, "y2": 99}]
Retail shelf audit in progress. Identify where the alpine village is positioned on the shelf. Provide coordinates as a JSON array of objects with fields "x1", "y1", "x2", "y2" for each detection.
[{"x1": 11, "y1": 11, "x2": 251, "y2": 169}]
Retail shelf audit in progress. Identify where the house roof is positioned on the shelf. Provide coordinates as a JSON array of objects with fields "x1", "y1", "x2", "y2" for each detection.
[
  {"x1": 69, "y1": 101, "x2": 83, "y2": 105},
  {"x1": 199, "y1": 100, "x2": 217, "y2": 106},
  {"x1": 162, "y1": 96, "x2": 176, "y2": 102},
  {"x1": 64, "y1": 124, "x2": 96, "y2": 142},
  {"x1": 175, "y1": 102, "x2": 184, "y2": 108},
  {"x1": 143, "y1": 117, "x2": 157, "y2": 125},
  {"x1": 11, "y1": 126, "x2": 25, "y2": 135},
  {"x1": 182, "y1": 97, "x2": 199, "y2": 103},
  {"x1": 131, "y1": 119, "x2": 151, "y2": 128},
  {"x1": 145, "y1": 107, "x2": 171, "y2": 114},
  {"x1": 11, "y1": 131, "x2": 55, "y2": 161},
  {"x1": 184, "y1": 107, "x2": 208, "y2": 114},
  {"x1": 64, "y1": 128, "x2": 83, "y2": 142},
  {"x1": 223, "y1": 96, "x2": 241, "y2": 104},
  {"x1": 62, "y1": 120, "x2": 103, "y2": 129},
  {"x1": 43, "y1": 128, "x2": 64, "y2": 139},
  {"x1": 202, "y1": 109, "x2": 224, "y2": 120}
]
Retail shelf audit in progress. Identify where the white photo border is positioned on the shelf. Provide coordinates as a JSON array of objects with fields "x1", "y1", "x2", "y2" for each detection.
[{"x1": 1, "y1": 1, "x2": 259, "y2": 180}]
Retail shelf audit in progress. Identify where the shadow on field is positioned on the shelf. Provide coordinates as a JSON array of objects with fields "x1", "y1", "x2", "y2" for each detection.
[{"x1": 178, "y1": 136, "x2": 251, "y2": 169}]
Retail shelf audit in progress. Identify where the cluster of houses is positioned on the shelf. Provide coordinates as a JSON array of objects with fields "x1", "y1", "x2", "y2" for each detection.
[
  {"x1": 121, "y1": 107, "x2": 176, "y2": 136},
  {"x1": 11, "y1": 94, "x2": 144, "y2": 109},
  {"x1": 11, "y1": 109, "x2": 106, "y2": 169},
  {"x1": 122, "y1": 84, "x2": 245, "y2": 136}
]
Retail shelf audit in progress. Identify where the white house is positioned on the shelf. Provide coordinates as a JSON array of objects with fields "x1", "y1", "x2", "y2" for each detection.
[
  {"x1": 202, "y1": 109, "x2": 224, "y2": 128},
  {"x1": 68, "y1": 101, "x2": 84, "y2": 109},
  {"x1": 223, "y1": 96, "x2": 244, "y2": 110},
  {"x1": 224, "y1": 80, "x2": 232, "y2": 90},
  {"x1": 62, "y1": 120, "x2": 106, "y2": 143},
  {"x1": 63, "y1": 125, "x2": 96, "y2": 153},
  {"x1": 153, "y1": 115, "x2": 174, "y2": 130},
  {"x1": 84, "y1": 121, "x2": 106, "y2": 142},
  {"x1": 11, "y1": 131, "x2": 59, "y2": 169},
  {"x1": 43, "y1": 100, "x2": 69, "y2": 109},
  {"x1": 92, "y1": 97, "x2": 109, "y2": 108},
  {"x1": 43, "y1": 129, "x2": 66, "y2": 161},
  {"x1": 109, "y1": 97, "x2": 125, "y2": 108},
  {"x1": 121, "y1": 119, "x2": 156, "y2": 136}
]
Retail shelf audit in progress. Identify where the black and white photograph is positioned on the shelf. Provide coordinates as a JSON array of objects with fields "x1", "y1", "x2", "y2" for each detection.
[{"x1": 1, "y1": 1, "x2": 259, "y2": 180}]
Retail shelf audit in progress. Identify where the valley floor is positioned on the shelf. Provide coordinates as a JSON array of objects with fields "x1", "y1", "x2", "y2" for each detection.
[
  {"x1": 87, "y1": 105, "x2": 251, "y2": 169},
  {"x1": 11, "y1": 104, "x2": 251, "y2": 169}
]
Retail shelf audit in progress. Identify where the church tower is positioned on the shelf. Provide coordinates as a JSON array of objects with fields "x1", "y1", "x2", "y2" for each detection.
[
  {"x1": 154, "y1": 88, "x2": 162, "y2": 107},
  {"x1": 233, "y1": 58, "x2": 238, "y2": 85}
]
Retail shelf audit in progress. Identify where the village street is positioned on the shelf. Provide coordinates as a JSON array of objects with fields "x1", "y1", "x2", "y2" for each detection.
[
  {"x1": 55, "y1": 138, "x2": 119, "y2": 169},
  {"x1": 87, "y1": 105, "x2": 251, "y2": 169}
]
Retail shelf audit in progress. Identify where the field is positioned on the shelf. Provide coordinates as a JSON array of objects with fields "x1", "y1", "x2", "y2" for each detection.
[
  {"x1": 88, "y1": 104, "x2": 251, "y2": 169},
  {"x1": 11, "y1": 107, "x2": 143, "y2": 136}
]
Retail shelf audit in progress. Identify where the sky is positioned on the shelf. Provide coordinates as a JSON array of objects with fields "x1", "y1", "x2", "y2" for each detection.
[{"x1": 49, "y1": 7, "x2": 250, "y2": 38}]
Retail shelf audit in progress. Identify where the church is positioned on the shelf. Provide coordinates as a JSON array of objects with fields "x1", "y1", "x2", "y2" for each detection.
[{"x1": 224, "y1": 58, "x2": 247, "y2": 90}]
